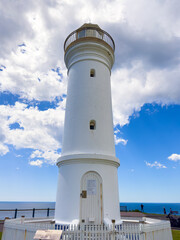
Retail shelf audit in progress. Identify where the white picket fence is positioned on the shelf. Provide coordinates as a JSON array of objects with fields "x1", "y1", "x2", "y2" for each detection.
[
  {"x1": 2, "y1": 218, "x2": 173, "y2": 240},
  {"x1": 55, "y1": 220, "x2": 172, "y2": 240},
  {"x1": 57, "y1": 223, "x2": 144, "y2": 240}
]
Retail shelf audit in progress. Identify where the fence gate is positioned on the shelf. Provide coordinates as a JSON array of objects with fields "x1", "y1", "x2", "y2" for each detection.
[{"x1": 80, "y1": 171, "x2": 103, "y2": 224}]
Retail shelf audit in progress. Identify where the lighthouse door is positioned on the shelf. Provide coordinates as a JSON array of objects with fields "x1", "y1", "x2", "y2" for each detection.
[{"x1": 80, "y1": 171, "x2": 103, "y2": 224}]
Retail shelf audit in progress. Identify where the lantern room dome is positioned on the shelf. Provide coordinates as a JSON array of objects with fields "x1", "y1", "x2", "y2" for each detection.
[
  {"x1": 78, "y1": 23, "x2": 101, "y2": 30},
  {"x1": 64, "y1": 23, "x2": 115, "y2": 54}
]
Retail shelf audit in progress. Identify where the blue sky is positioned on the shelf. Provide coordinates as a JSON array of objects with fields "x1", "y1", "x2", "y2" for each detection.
[
  {"x1": 117, "y1": 104, "x2": 180, "y2": 203},
  {"x1": 0, "y1": 0, "x2": 180, "y2": 203}
]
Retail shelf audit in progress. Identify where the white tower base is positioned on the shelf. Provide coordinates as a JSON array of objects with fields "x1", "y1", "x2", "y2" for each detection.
[{"x1": 55, "y1": 154, "x2": 121, "y2": 225}]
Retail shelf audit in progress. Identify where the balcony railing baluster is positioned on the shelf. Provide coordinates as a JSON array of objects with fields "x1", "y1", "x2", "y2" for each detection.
[{"x1": 64, "y1": 27, "x2": 115, "y2": 53}]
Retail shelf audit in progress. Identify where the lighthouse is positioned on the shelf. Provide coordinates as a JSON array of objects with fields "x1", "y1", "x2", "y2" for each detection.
[
  {"x1": 2, "y1": 23, "x2": 172, "y2": 240},
  {"x1": 55, "y1": 23, "x2": 121, "y2": 225}
]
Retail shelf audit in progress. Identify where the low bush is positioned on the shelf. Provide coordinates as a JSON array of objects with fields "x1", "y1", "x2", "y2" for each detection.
[
  {"x1": 167, "y1": 216, "x2": 180, "y2": 228},
  {"x1": 129, "y1": 209, "x2": 142, "y2": 212}
]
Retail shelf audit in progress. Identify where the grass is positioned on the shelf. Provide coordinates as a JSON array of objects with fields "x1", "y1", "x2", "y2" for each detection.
[
  {"x1": 0, "y1": 232, "x2": 2, "y2": 240},
  {"x1": 172, "y1": 229, "x2": 180, "y2": 240}
]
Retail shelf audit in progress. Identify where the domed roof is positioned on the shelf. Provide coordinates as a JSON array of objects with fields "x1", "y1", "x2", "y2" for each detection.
[{"x1": 77, "y1": 23, "x2": 102, "y2": 30}]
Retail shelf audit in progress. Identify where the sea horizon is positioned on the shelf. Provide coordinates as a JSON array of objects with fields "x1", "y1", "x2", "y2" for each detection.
[
  {"x1": 0, "y1": 201, "x2": 180, "y2": 203},
  {"x1": 0, "y1": 201, "x2": 179, "y2": 220}
]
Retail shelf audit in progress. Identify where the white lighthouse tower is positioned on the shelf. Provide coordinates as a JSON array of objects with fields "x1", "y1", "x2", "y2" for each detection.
[{"x1": 55, "y1": 23, "x2": 121, "y2": 225}]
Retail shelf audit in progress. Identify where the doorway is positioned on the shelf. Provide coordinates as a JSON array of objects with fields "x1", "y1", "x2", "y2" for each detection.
[{"x1": 80, "y1": 171, "x2": 103, "y2": 224}]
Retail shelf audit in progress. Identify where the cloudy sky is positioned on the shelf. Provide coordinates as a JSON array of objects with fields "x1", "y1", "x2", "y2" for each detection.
[{"x1": 0, "y1": 0, "x2": 180, "y2": 203}]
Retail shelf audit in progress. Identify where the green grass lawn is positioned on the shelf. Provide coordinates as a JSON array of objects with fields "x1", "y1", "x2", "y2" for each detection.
[
  {"x1": 172, "y1": 229, "x2": 180, "y2": 240},
  {"x1": 0, "y1": 232, "x2": 2, "y2": 240}
]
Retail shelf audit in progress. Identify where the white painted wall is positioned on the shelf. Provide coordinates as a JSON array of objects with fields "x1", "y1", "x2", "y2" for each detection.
[
  {"x1": 55, "y1": 160, "x2": 120, "y2": 224},
  {"x1": 62, "y1": 42, "x2": 115, "y2": 157}
]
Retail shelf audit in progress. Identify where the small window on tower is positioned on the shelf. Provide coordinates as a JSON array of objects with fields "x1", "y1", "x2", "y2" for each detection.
[
  {"x1": 90, "y1": 69, "x2": 95, "y2": 77},
  {"x1": 90, "y1": 120, "x2": 96, "y2": 130}
]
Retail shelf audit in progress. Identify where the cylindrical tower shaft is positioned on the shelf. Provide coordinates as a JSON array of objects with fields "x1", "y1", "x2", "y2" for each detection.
[{"x1": 62, "y1": 47, "x2": 115, "y2": 157}]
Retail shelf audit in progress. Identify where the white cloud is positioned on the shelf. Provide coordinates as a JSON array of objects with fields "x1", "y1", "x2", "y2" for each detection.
[
  {"x1": 0, "y1": 101, "x2": 65, "y2": 163},
  {"x1": 0, "y1": 0, "x2": 180, "y2": 124},
  {"x1": 114, "y1": 129, "x2": 121, "y2": 134},
  {"x1": 0, "y1": 0, "x2": 68, "y2": 102},
  {"x1": 29, "y1": 159, "x2": 43, "y2": 167},
  {"x1": 114, "y1": 135, "x2": 128, "y2": 145},
  {"x1": 112, "y1": 63, "x2": 180, "y2": 126},
  {"x1": 0, "y1": 143, "x2": 9, "y2": 156},
  {"x1": 123, "y1": 0, "x2": 180, "y2": 38},
  {"x1": 145, "y1": 161, "x2": 167, "y2": 169},
  {"x1": 0, "y1": 0, "x2": 180, "y2": 164},
  {"x1": 30, "y1": 150, "x2": 60, "y2": 165},
  {"x1": 168, "y1": 154, "x2": 180, "y2": 162}
]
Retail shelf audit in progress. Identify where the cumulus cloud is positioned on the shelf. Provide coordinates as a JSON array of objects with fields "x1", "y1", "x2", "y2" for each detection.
[
  {"x1": 30, "y1": 150, "x2": 60, "y2": 165},
  {"x1": 111, "y1": 63, "x2": 180, "y2": 126},
  {"x1": 0, "y1": 143, "x2": 9, "y2": 156},
  {"x1": 114, "y1": 135, "x2": 128, "y2": 145},
  {"x1": 29, "y1": 159, "x2": 43, "y2": 167},
  {"x1": 168, "y1": 154, "x2": 180, "y2": 162},
  {"x1": 145, "y1": 161, "x2": 167, "y2": 169},
  {"x1": 0, "y1": 101, "x2": 64, "y2": 162},
  {"x1": 1, "y1": 0, "x2": 180, "y2": 118},
  {"x1": 0, "y1": 0, "x2": 69, "y2": 101},
  {"x1": 110, "y1": 0, "x2": 180, "y2": 126},
  {"x1": 0, "y1": 0, "x2": 180, "y2": 164}
]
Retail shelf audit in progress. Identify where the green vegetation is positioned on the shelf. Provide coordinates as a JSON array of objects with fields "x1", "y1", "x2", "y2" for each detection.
[
  {"x1": 0, "y1": 232, "x2": 2, "y2": 240},
  {"x1": 145, "y1": 213, "x2": 164, "y2": 216},
  {"x1": 129, "y1": 209, "x2": 142, "y2": 212},
  {"x1": 172, "y1": 229, "x2": 180, "y2": 240}
]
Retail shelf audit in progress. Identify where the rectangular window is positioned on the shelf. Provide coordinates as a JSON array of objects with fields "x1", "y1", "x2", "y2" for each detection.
[{"x1": 90, "y1": 69, "x2": 95, "y2": 77}]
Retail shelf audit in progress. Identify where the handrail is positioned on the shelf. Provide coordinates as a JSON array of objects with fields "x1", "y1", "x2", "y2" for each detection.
[
  {"x1": 0, "y1": 208, "x2": 55, "y2": 219},
  {"x1": 64, "y1": 26, "x2": 115, "y2": 52},
  {"x1": 0, "y1": 208, "x2": 55, "y2": 211}
]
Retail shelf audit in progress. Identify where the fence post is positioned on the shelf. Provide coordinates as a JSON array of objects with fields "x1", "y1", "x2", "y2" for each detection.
[
  {"x1": 32, "y1": 208, "x2": 35, "y2": 218},
  {"x1": 14, "y1": 209, "x2": 17, "y2": 218},
  {"x1": 47, "y1": 208, "x2": 50, "y2": 217},
  {"x1": 112, "y1": 219, "x2": 115, "y2": 240}
]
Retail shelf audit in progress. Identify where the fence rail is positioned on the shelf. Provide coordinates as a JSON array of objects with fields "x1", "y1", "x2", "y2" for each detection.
[{"x1": 0, "y1": 208, "x2": 55, "y2": 220}]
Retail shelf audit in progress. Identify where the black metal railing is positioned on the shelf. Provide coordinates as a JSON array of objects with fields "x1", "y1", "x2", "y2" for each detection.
[
  {"x1": 64, "y1": 27, "x2": 115, "y2": 52},
  {"x1": 0, "y1": 208, "x2": 55, "y2": 220},
  {"x1": 120, "y1": 206, "x2": 127, "y2": 212}
]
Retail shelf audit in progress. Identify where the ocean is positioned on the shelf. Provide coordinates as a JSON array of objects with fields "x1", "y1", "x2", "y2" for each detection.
[
  {"x1": 0, "y1": 202, "x2": 179, "y2": 220},
  {"x1": 120, "y1": 202, "x2": 180, "y2": 215}
]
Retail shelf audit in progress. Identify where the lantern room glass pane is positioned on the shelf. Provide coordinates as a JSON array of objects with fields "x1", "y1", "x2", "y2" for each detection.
[{"x1": 78, "y1": 29, "x2": 86, "y2": 38}]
